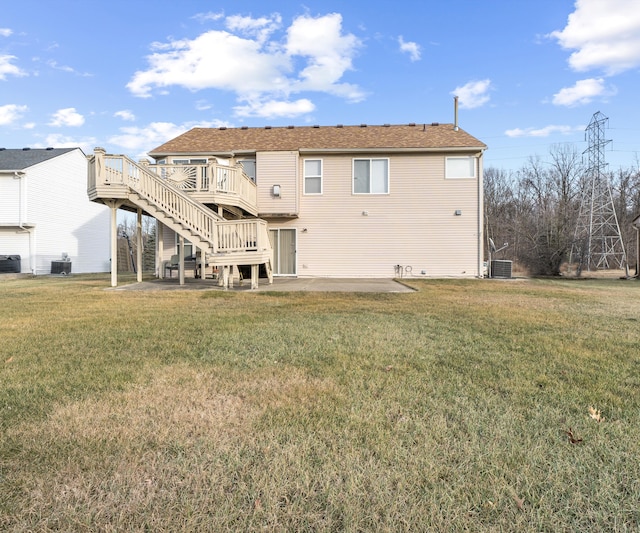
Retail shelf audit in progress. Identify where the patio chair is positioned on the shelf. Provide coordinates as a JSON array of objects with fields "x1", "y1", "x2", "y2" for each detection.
[{"x1": 164, "y1": 254, "x2": 180, "y2": 278}]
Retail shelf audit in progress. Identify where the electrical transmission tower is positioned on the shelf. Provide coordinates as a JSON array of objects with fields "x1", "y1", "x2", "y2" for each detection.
[{"x1": 571, "y1": 111, "x2": 627, "y2": 274}]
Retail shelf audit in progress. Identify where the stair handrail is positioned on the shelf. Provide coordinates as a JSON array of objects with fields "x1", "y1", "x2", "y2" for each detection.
[
  {"x1": 90, "y1": 148, "x2": 272, "y2": 260},
  {"x1": 91, "y1": 148, "x2": 223, "y2": 250},
  {"x1": 145, "y1": 160, "x2": 258, "y2": 209}
]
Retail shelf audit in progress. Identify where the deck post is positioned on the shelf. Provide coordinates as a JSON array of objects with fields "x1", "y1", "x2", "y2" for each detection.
[
  {"x1": 178, "y1": 234, "x2": 185, "y2": 286},
  {"x1": 157, "y1": 222, "x2": 164, "y2": 278},
  {"x1": 221, "y1": 265, "x2": 230, "y2": 290},
  {"x1": 110, "y1": 202, "x2": 118, "y2": 287},
  {"x1": 136, "y1": 208, "x2": 143, "y2": 283},
  {"x1": 93, "y1": 147, "x2": 106, "y2": 185}
]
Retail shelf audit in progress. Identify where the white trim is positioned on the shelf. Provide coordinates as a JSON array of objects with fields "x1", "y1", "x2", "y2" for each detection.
[
  {"x1": 445, "y1": 156, "x2": 477, "y2": 179},
  {"x1": 352, "y1": 157, "x2": 390, "y2": 195},
  {"x1": 303, "y1": 158, "x2": 323, "y2": 195}
]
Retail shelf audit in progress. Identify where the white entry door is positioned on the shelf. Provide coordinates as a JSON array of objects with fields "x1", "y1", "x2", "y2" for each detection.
[{"x1": 269, "y1": 229, "x2": 296, "y2": 276}]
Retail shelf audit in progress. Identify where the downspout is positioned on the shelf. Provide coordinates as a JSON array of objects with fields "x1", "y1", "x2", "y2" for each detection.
[
  {"x1": 477, "y1": 152, "x2": 484, "y2": 278},
  {"x1": 14, "y1": 171, "x2": 35, "y2": 274}
]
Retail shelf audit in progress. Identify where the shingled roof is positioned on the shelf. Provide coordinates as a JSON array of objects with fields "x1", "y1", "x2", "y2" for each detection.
[
  {"x1": 0, "y1": 147, "x2": 77, "y2": 171},
  {"x1": 149, "y1": 123, "x2": 486, "y2": 157}
]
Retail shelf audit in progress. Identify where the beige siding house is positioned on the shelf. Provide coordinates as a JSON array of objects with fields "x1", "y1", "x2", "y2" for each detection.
[{"x1": 87, "y1": 123, "x2": 486, "y2": 287}]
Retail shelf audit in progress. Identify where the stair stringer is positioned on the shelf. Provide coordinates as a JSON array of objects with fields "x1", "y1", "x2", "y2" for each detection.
[{"x1": 128, "y1": 188, "x2": 273, "y2": 288}]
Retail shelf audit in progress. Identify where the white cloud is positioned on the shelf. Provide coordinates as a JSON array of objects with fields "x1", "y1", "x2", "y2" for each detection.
[
  {"x1": 452, "y1": 79, "x2": 492, "y2": 109},
  {"x1": 552, "y1": 78, "x2": 616, "y2": 106},
  {"x1": 49, "y1": 107, "x2": 85, "y2": 127},
  {"x1": 38, "y1": 133, "x2": 97, "y2": 153},
  {"x1": 0, "y1": 104, "x2": 28, "y2": 125},
  {"x1": 549, "y1": 0, "x2": 640, "y2": 75},
  {"x1": 225, "y1": 13, "x2": 282, "y2": 44},
  {"x1": 47, "y1": 60, "x2": 92, "y2": 77},
  {"x1": 505, "y1": 125, "x2": 580, "y2": 138},
  {"x1": 114, "y1": 110, "x2": 136, "y2": 121},
  {"x1": 0, "y1": 28, "x2": 12, "y2": 37},
  {"x1": 285, "y1": 13, "x2": 364, "y2": 101},
  {"x1": 0, "y1": 54, "x2": 27, "y2": 80},
  {"x1": 234, "y1": 98, "x2": 315, "y2": 118},
  {"x1": 193, "y1": 11, "x2": 224, "y2": 23},
  {"x1": 127, "y1": 30, "x2": 290, "y2": 98},
  {"x1": 127, "y1": 12, "x2": 364, "y2": 117},
  {"x1": 108, "y1": 120, "x2": 227, "y2": 156},
  {"x1": 195, "y1": 99, "x2": 212, "y2": 111},
  {"x1": 398, "y1": 36, "x2": 421, "y2": 61}
]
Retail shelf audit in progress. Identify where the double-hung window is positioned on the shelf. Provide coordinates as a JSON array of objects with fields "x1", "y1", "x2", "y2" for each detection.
[
  {"x1": 445, "y1": 156, "x2": 476, "y2": 179},
  {"x1": 353, "y1": 158, "x2": 389, "y2": 194},
  {"x1": 304, "y1": 159, "x2": 323, "y2": 194}
]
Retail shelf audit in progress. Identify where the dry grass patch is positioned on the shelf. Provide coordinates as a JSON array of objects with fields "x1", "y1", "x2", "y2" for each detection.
[
  {"x1": 3, "y1": 364, "x2": 341, "y2": 531},
  {"x1": 1, "y1": 275, "x2": 640, "y2": 531}
]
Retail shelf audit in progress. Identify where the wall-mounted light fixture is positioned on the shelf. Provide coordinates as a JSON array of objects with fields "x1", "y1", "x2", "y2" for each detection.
[
  {"x1": 454, "y1": 210, "x2": 462, "y2": 216},
  {"x1": 362, "y1": 211, "x2": 369, "y2": 216},
  {"x1": 272, "y1": 184, "x2": 281, "y2": 197}
]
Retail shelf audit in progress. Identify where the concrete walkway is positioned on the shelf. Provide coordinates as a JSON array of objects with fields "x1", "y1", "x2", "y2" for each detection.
[{"x1": 108, "y1": 277, "x2": 416, "y2": 293}]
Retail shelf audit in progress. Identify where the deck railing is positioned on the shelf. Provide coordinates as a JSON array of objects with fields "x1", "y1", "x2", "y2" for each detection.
[
  {"x1": 89, "y1": 149, "x2": 267, "y2": 256},
  {"x1": 216, "y1": 219, "x2": 271, "y2": 255},
  {"x1": 145, "y1": 161, "x2": 258, "y2": 209}
]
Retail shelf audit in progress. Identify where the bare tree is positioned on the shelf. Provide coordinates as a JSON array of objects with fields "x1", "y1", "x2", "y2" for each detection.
[
  {"x1": 485, "y1": 144, "x2": 584, "y2": 276},
  {"x1": 117, "y1": 214, "x2": 157, "y2": 273}
]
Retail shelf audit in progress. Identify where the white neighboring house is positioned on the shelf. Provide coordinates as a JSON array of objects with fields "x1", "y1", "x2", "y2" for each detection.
[{"x1": 0, "y1": 147, "x2": 111, "y2": 275}]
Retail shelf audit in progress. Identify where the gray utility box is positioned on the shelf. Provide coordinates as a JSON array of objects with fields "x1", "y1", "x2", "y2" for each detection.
[
  {"x1": 0, "y1": 255, "x2": 21, "y2": 273},
  {"x1": 51, "y1": 260, "x2": 72, "y2": 275},
  {"x1": 491, "y1": 260, "x2": 513, "y2": 279}
]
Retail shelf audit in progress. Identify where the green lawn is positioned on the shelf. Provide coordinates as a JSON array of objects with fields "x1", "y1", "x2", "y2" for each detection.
[{"x1": 1, "y1": 275, "x2": 639, "y2": 531}]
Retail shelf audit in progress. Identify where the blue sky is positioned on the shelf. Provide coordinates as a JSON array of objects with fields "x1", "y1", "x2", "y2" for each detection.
[{"x1": 1, "y1": 0, "x2": 640, "y2": 171}]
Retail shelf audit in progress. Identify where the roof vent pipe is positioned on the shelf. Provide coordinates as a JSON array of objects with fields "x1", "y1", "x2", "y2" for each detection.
[{"x1": 454, "y1": 96, "x2": 459, "y2": 131}]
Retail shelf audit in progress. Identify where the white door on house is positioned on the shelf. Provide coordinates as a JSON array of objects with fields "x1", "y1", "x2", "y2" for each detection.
[{"x1": 269, "y1": 229, "x2": 296, "y2": 276}]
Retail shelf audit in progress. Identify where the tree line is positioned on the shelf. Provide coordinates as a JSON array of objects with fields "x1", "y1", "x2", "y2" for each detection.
[{"x1": 484, "y1": 144, "x2": 640, "y2": 276}]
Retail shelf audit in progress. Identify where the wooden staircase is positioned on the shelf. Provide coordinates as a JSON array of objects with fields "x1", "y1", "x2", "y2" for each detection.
[{"x1": 88, "y1": 148, "x2": 272, "y2": 288}]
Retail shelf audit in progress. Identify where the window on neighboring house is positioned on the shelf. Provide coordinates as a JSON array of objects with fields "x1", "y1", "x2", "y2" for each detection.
[
  {"x1": 446, "y1": 156, "x2": 476, "y2": 179},
  {"x1": 304, "y1": 159, "x2": 323, "y2": 194},
  {"x1": 238, "y1": 159, "x2": 256, "y2": 182},
  {"x1": 171, "y1": 158, "x2": 206, "y2": 165},
  {"x1": 353, "y1": 158, "x2": 389, "y2": 194}
]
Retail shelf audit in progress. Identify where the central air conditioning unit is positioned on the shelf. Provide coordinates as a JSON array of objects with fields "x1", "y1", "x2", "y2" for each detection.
[{"x1": 491, "y1": 260, "x2": 512, "y2": 279}]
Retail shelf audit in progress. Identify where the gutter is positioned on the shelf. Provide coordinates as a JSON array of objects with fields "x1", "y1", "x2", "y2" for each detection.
[
  {"x1": 149, "y1": 146, "x2": 488, "y2": 158},
  {"x1": 477, "y1": 152, "x2": 485, "y2": 278}
]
